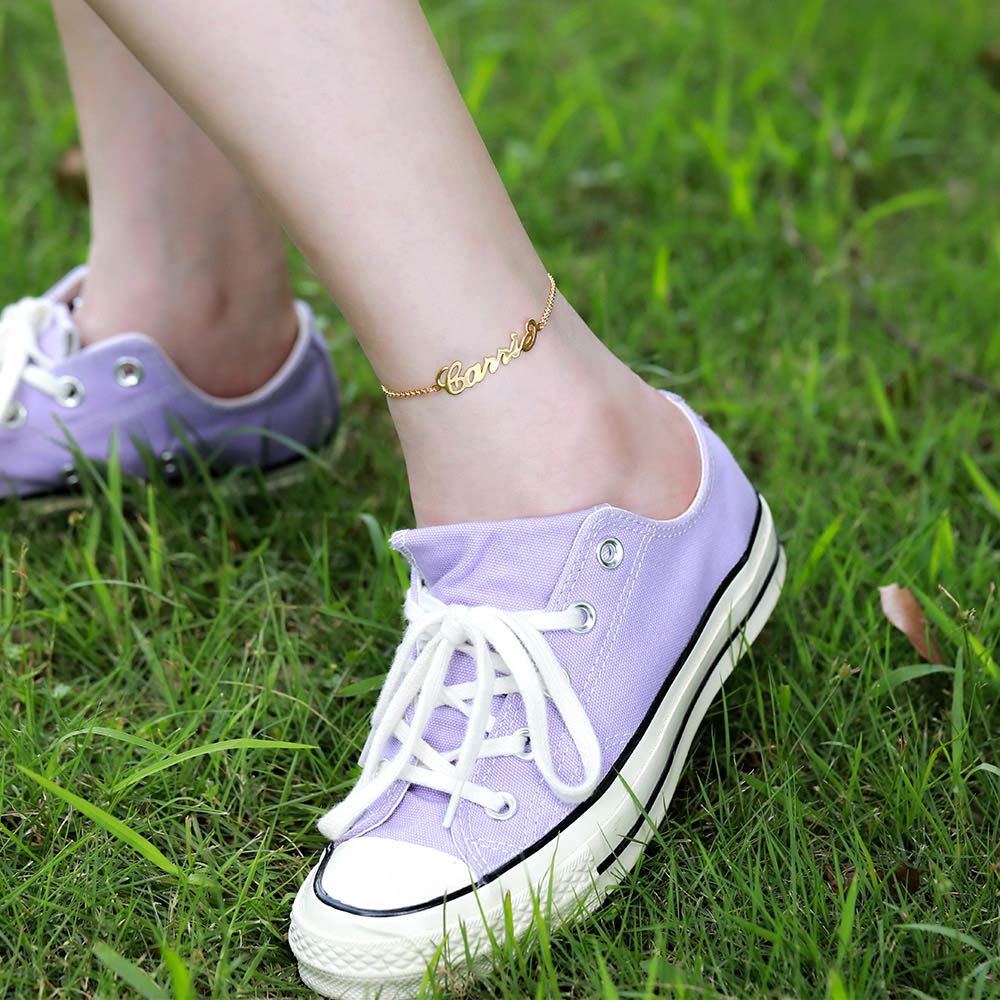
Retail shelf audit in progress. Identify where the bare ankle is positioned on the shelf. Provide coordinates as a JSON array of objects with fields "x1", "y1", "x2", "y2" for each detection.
[
  {"x1": 76, "y1": 256, "x2": 299, "y2": 398},
  {"x1": 391, "y1": 305, "x2": 701, "y2": 526}
]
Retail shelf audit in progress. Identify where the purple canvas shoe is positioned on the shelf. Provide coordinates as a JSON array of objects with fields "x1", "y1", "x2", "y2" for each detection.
[
  {"x1": 289, "y1": 393, "x2": 786, "y2": 1000},
  {"x1": 0, "y1": 268, "x2": 339, "y2": 499}
]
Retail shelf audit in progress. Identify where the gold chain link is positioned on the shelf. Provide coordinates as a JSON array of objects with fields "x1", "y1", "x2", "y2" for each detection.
[{"x1": 381, "y1": 273, "x2": 557, "y2": 399}]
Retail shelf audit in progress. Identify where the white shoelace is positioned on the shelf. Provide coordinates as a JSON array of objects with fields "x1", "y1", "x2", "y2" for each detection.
[
  {"x1": 0, "y1": 297, "x2": 76, "y2": 424},
  {"x1": 318, "y1": 578, "x2": 603, "y2": 840}
]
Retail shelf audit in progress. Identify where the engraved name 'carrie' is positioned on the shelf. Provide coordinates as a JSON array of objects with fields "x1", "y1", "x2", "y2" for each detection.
[{"x1": 435, "y1": 320, "x2": 539, "y2": 396}]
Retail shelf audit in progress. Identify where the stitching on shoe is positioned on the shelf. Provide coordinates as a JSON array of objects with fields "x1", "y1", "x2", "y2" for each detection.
[
  {"x1": 551, "y1": 517, "x2": 600, "y2": 608},
  {"x1": 582, "y1": 531, "x2": 650, "y2": 702},
  {"x1": 601, "y1": 732, "x2": 635, "y2": 759},
  {"x1": 550, "y1": 531, "x2": 650, "y2": 785},
  {"x1": 588, "y1": 442, "x2": 716, "y2": 540},
  {"x1": 395, "y1": 539, "x2": 416, "y2": 571},
  {"x1": 338, "y1": 782, "x2": 409, "y2": 845}
]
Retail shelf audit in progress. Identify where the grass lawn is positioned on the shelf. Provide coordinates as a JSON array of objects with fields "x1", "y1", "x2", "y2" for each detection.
[{"x1": 2, "y1": 1, "x2": 1000, "y2": 997}]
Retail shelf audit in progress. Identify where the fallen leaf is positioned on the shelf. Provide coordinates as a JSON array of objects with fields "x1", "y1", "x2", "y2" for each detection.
[
  {"x1": 887, "y1": 861, "x2": 921, "y2": 899},
  {"x1": 879, "y1": 583, "x2": 945, "y2": 663},
  {"x1": 824, "y1": 860, "x2": 921, "y2": 899},
  {"x1": 55, "y1": 145, "x2": 89, "y2": 202},
  {"x1": 978, "y1": 45, "x2": 1000, "y2": 90}
]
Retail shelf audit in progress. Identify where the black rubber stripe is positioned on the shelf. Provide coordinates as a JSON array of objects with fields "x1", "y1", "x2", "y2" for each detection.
[
  {"x1": 314, "y1": 495, "x2": 767, "y2": 918},
  {"x1": 595, "y1": 540, "x2": 781, "y2": 874}
]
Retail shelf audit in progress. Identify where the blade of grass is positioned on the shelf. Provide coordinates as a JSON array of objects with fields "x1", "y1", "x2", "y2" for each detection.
[
  {"x1": 110, "y1": 738, "x2": 318, "y2": 793},
  {"x1": 18, "y1": 766, "x2": 185, "y2": 879},
  {"x1": 93, "y1": 943, "x2": 169, "y2": 1000},
  {"x1": 961, "y1": 453, "x2": 1000, "y2": 520}
]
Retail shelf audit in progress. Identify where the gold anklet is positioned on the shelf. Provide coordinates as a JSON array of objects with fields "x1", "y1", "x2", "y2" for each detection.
[{"x1": 381, "y1": 273, "x2": 557, "y2": 399}]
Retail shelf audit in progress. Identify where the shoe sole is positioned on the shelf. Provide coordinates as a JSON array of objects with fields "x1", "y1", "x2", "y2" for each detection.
[{"x1": 290, "y1": 494, "x2": 786, "y2": 1000}]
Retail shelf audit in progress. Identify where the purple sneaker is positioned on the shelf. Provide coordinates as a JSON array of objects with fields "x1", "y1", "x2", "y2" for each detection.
[
  {"x1": 0, "y1": 267, "x2": 339, "y2": 499},
  {"x1": 289, "y1": 393, "x2": 786, "y2": 1000}
]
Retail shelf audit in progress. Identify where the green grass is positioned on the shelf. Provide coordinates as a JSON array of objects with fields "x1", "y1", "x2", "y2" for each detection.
[{"x1": 2, "y1": 0, "x2": 1000, "y2": 997}]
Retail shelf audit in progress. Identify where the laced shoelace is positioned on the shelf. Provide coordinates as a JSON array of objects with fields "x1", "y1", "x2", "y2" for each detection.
[
  {"x1": 317, "y1": 577, "x2": 603, "y2": 840},
  {"x1": 0, "y1": 297, "x2": 76, "y2": 425}
]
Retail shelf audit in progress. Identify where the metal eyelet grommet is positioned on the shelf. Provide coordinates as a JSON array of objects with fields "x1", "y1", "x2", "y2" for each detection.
[
  {"x1": 514, "y1": 728, "x2": 533, "y2": 761},
  {"x1": 597, "y1": 537, "x2": 624, "y2": 569},
  {"x1": 160, "y1": 450, "x2": 178, "y2": 477},
  {"x1": 484, "y1": 791, "x2": 518, "y2": 820},
  {"x1": 569, "y1": 602, "x2": 597, "y2": 634},
  {"x1": 62, "y1": 463, "x2": 80, "y2": 487},
  {"x1": 56, "y1": 376, "x2": 85, "y2": 409},
  {"x1": 1, "y1": 402, "x2": 26, "y2": 430},
  {"x1": 114, "y1": 357, "x2": 144, "y2": 388}
]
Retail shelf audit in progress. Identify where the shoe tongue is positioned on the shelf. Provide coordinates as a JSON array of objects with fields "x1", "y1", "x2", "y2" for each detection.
[
  {"x1": 390, "y1": 506, "x2": 597, "y2": 611},
  {"x1": 36, "y1": 302, "x2": 80, "y2": 361}
]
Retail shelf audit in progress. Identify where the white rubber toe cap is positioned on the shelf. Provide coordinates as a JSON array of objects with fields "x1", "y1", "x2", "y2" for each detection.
[{"x1": 314, "y1": 836, "x2": 474, "y2": 913}]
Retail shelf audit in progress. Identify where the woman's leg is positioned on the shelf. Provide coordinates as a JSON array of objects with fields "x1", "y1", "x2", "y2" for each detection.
[
  {"x1": 78, "y1": 0, "x2": 701, "y2": 525},
  {"x1": 52, "y1": 1, "x2": 297, "y2": 398}
]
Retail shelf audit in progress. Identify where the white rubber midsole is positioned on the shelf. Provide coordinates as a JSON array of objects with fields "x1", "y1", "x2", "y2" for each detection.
[{"x1": 291, "y1": 496, "x2": 786, "y2": 997}]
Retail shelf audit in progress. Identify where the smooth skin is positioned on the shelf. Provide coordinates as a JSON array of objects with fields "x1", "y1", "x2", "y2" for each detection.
[
  {"x1": 53, "y1": 0, "x2": 297, "y2": 398},
  {"x1": 69, "y1": 0, "x2": 701, "y2": 526}
]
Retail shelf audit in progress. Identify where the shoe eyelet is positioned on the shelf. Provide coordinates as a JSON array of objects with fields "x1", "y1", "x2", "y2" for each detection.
[
  {"x1": 596, "y1": 537, "x2": 624, "y2": 569},
  {"x1": 484, "y1": 791, "x2": 518, "y2": 820},
  {"x1": 62, "y1": 463, "x2": 79, "y2": 487},
  {"x1": 56, "y1": 376, "x2": 85, "y2": 409},
  {"x1": 1, "y1": 402, "x2": 26, "y2": 430},
  {"x1": 160, "y1": 450, "x2": 179, "y2": 477},
  {"x1": 113, "y1": 357, "x2": 144, "y2": 388},
  {"x1": 569, "y1": 602, "x2": 597, "y2": 634},
  {"x1": 515, "y1": 728, "x2": 533, "y2": 761}
]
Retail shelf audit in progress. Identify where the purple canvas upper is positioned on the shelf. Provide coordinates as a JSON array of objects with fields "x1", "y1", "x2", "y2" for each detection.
[
  {"x1": 332, "y1": 394, "x2": 759, "y2": 878},
  {"x1": 0, "y1": 267, "x2": 339, "y2": 498}
]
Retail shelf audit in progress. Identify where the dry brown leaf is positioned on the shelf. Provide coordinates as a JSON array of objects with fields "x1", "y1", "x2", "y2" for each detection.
[
  {"x1": 979, "y1": 45, "x2": 1000, "y2": 90},
  {"x1": 55, "y1": 145, "x2": 89, "y2": 202},
  {"x1": 887, "y1": 861, "x2": 921, "y2": 899},
  {"x1": 823, "y1": 861, "x2": 921, "y2": 899},
  {"x1": 878, "y1": 583, "x2": 945, "y2": 663}
]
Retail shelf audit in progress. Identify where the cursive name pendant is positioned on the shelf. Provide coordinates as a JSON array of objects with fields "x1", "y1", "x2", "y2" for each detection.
[
  {"x1": 381, "y1": 273, "x2": 557, "y2": 400},
  {"x1": 435, "y1": 319, "x2": 539, "y2": 396}
]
